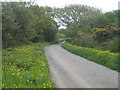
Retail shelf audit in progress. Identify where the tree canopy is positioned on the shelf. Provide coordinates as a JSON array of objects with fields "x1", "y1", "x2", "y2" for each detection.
[
  {"x1": 2, "y1": 2, "x2": 58, "y2": 48},
  {"x1": 2, "y1": 2, "x2": 119, "y2": 52}
]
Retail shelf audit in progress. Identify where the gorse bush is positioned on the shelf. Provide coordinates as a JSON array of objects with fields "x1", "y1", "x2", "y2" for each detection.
[
  {"x1": 2, "y1": 42, "x2": 55, "y2": 88},
  {"x1": 62, "y1": 43, "x2": 119, "y2": 72},
  {"x1": 59, "y1": 10, "x2": 118, "y2": 53},
  {"x1": 92, "y1": 27, "x2": 120, "y2": 42},
  {"x1": 66, "y1": 27, "x2": 119, "y2": 53}
]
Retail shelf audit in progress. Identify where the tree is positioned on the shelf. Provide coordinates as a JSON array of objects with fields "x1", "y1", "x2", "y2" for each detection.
[
  {"x1": 10, "y1": 2, "x2": 35, "y2": 43},
  {"x1": 2, "y1": 2, "x2": 19, "y2": 48},
  {"x1": 2, "y1": 2, "x2": 35, "y2": 48},
  {"x1": 33, "y1": 15, "x2": 58, "y2": 42},
  {"x1": 54, "y1": 4, "x2": 101, "y2": 27}
]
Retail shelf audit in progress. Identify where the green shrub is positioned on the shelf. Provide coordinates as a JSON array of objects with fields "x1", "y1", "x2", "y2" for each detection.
[
  {"x1": 65, "y1": 38, "x2": 72, "y2": 42},
  {"x1": 59, "y1": 39, "x2": 64, "y2": 42},
  {"x1": 105, "y1": 37, "x2": 119, "y2": 53}
]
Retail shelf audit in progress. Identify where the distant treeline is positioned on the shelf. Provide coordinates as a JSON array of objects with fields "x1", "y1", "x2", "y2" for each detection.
[{"x1": 2, "y1": 2, "x2": 119, "y2": 52}]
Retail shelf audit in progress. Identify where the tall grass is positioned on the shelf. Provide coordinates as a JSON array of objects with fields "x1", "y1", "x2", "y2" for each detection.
[
  {"x1": 62, "y1": 43, "x2": 119, "y2": 72},
  {"x1": 2, "y1": 42, "x2": 55, "y2": 88}
]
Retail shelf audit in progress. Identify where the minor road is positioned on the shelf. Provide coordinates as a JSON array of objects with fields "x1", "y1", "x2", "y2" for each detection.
[{"x1": 45, "y1": 44, "x2": 118, "y2": 88}]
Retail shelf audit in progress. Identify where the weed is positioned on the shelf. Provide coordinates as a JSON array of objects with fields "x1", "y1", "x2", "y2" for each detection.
[{"x1": 2, "y1": 42, "x2": 56, "y2": 88}]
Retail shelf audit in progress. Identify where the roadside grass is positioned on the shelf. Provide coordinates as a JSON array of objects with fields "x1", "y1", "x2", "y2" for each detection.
[
  {"x1": 62, "y1": 43, "x2": 119, "y2": 72},
  {"x1": 2, "y1": 42, "x2": 56, "y2": 88}
]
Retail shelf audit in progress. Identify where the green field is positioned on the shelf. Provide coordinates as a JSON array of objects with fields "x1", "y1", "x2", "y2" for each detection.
[
  {"x1": 2, "y1": 42, "x2": 55, "y2": 88},
  {"x1": 62, "y1": 43, "x2": 119, "y2": 72}
]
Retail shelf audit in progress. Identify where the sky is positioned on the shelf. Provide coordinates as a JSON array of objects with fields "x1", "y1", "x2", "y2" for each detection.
[{"x1": 1, "y1": 0, "x2": 119, "y2": 12}]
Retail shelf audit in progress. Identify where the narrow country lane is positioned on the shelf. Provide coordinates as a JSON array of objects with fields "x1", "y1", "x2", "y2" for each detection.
[{"x1": 45, "y1": 44, "x2": 118, "y2": 88}]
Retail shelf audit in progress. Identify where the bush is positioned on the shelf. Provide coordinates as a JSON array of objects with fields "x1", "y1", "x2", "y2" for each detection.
[
  {"x1": 65, "y1": 38, "x2": 72, "y2": 42},
  {"x1": 105, "y1": 37, "x2": 119, "y2": 53},
  {"x1": 32, "y1": 35, "x2": 44, "y2": 42},
  {"x1": 92, "y1": 28, "x2": 112, "y2": 42},
  {"x1": 70, "y1": 33, "x2": 96, "y2": 48},
  {"x1": 58, "y1": 39, "x2": 64, "y2": 42}
]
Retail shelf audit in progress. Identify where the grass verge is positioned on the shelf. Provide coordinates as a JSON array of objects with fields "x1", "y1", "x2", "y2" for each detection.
[
  {"x1": 62, "y1": 43, "x2": 119, "y2": 72},
  {"x1": 2, "y1": 42, "x2": 56, "y2": 88}
]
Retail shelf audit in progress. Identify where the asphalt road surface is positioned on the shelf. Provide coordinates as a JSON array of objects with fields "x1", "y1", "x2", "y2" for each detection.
[{"x1": 45, "y1": 44, "x2": 118, "y2": 88}]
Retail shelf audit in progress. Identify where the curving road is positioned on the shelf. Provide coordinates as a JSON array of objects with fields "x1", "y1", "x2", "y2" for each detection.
[{"x1": 45, "y1": 44, "x2": 118, "y2": 88}]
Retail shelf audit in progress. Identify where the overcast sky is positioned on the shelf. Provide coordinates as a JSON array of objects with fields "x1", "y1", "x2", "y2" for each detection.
[{"x1": 2, "y1": 0, "x2": 120, "y2": 12}]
